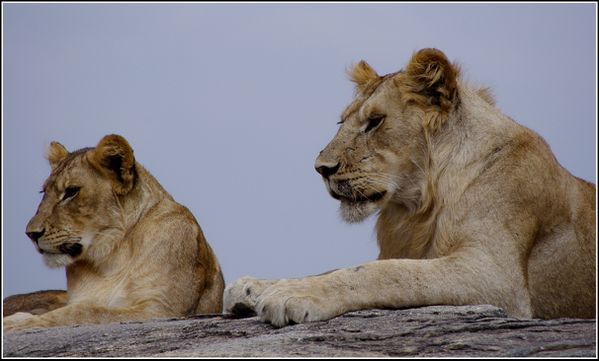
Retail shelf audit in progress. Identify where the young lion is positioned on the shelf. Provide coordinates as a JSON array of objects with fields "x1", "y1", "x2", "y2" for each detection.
[
  {"x1": 224, "y1": 48, "x2": 596, "y2": 327},
  {"x1": 4, "y1": 134, "x2": 224, "y2": 332}
]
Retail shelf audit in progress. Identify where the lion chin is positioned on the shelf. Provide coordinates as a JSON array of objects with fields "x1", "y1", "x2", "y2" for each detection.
[
  {"x1": 42, "y1": 253, "x2": 74, "y2": 268},
  {"x1": 339, "y1": 199, "x2": 379, "y2": 223}
]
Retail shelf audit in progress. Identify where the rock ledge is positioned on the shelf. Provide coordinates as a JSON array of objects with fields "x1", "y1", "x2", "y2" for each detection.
[{"x1": 3, "y1": 305, "x2": 596, "y2": 357}]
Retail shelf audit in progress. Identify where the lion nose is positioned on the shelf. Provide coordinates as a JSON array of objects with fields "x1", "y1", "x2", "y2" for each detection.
[
  {"x1": 26, "y1": 229, "x2": 45, "y2": 243},
  {"x1": 315, "y1": 162, "x2": 340, "y2": 178}
]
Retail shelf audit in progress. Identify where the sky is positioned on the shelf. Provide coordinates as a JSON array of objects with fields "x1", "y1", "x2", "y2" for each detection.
[{"x1": 2, "y1": 3, "x2": 596, "y2": 298}]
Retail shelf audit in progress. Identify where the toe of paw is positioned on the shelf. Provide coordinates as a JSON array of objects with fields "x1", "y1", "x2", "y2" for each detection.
[{"x1": 229, "y1": 302, "x2": 257, "y2": 317}]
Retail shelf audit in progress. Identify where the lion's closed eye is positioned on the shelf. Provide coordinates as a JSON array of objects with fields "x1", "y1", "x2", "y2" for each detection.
[{"x1": 62, "y1": 186, "x2": 80, "y2": 201}]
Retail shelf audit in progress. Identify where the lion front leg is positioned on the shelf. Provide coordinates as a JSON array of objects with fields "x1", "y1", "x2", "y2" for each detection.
[
  {"x1": 254, "y1": 256, "x2": 532, "y2": 327},
  {"x1": 3, "y1": 302, "x2": 164, "y2": 332},
  {"x1": 3, "y1": 312, "x2": 36, "y2": 331},
  {"x1": 3, "y1": 312, "x2": 53, "y2": 332}
]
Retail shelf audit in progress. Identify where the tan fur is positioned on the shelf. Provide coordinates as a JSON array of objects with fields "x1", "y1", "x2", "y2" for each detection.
[
  {"x1": 47, "y1": 142, "x2": 69, "y2": 170},
  {"x1": 475, "y1": 86, "x2": 495, "y2": 106},
  {"x1": 4, "y1": 134, "x2": 224, "y2": 332},
  {"x1": 224, "y1": 48, "x2": 596, "y2": 327},
  {"x1": 349, "y1": 60, "x2": 380, "y2": 94}
]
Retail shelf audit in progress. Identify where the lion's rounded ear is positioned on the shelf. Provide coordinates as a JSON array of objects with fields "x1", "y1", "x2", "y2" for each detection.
[
  {"x1": 47, "y1": 141, "x2": 69, "y2": 170},
  {"x1": 91, "y1": 134, "x2": 136, "y2": 195},
  {"x1": 404, "y1": 49, "x2": 459, "y2": 111},
  {"x1": 395, "y1": 48, "x2": 460, "y2": 131},
  {"x1": 348, "y1": 60, "x2": 379, "y2": 94}
]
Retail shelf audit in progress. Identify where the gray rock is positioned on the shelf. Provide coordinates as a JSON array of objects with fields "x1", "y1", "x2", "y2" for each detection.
[{"x1": 3, "y1": 305, "x2": 596, "y2": 357}]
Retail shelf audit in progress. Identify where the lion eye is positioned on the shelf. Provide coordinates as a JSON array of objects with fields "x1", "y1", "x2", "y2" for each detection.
[
  {"x1": 62, "y1": 186, "x2": 80, "y2": 201},
  {"x1": 365, "y1": 115, "x2": 385, "y2": 133}
]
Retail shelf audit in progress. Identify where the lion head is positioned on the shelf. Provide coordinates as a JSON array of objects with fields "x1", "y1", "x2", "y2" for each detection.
[
  {"x1": 315, "y1": 48, "x2": 461, "y2": 223},
  {"x1": 26, "y1": 134, "x2": 137, "y2": 268}
]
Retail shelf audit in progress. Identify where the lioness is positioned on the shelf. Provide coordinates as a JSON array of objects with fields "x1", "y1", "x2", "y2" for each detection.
[
  {"x1": 224, "y1": 48, "x2": 596, "y2": 327},
  {"x1": 4, "y1": 134, "x2": 224, "y2": 332}
]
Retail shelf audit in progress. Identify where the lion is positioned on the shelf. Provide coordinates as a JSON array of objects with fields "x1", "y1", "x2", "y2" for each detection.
[
  {"x1": 223, "y1": 48, "x2": 596, "y2": 327},
  {"x1": 3, "y1": 134, "x2": 224, "y2": 332}
]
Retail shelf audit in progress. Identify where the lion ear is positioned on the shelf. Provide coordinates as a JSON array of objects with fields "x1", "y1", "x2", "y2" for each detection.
[
  {"x1": 349, "y1": 60, "x2": 379, "y2": 93},
  {"x1": 47, "y1": 142, "x2": 69, "y2": 170},
  {"x1": 91, "y1": 134, "x2": 136, "y2": 195},
  {"x1": 399, "y1": 48, "x2": 459, "y2": 129}
]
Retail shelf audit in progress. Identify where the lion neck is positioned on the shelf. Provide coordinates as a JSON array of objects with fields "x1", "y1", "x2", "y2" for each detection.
[
  {"x1": 375, "y1": 85, "x2": 519, "y2": 260},
  {"x1": 69, "y1": 164, "x2": 172, "y2": 274},
  {"x1": 116, "y1": 164, "x2": 171, "y2": 230}
]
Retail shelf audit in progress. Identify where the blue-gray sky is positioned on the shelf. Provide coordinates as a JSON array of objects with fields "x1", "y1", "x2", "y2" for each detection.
[{"x1": 2, "y1": 3, "x2": 596, "y2": 298}]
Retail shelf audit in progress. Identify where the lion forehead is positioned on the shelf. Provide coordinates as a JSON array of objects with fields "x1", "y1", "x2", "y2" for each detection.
[{"x1": 42, "y1": 149, "x2": 97, "y2": 192}]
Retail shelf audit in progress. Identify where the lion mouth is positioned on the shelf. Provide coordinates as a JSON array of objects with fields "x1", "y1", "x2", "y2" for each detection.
[
  {"x1": 59, "y1": 243, "x2": 83, "y2": 257},
  {"x1": 37, "y1": 239, "x2": 83, "y2": 257},
  {"x1": 331, "y1": 190, "x2": 387, "y2": 203}
]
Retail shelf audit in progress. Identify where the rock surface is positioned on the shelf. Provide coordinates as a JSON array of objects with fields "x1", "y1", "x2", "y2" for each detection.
[{"x1": 3, "y1": 305, "x2": 596, "y2": 357}]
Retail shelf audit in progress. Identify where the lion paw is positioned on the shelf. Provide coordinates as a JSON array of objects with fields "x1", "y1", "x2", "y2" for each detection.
[
  {"x1": 3, "y1": 313, "x2": 49, "y2": 333},
  {"x1": 4, "y1": 312, "x2": 34, "y2": 323},
  {"x1": 223, "y1": 276, "x2": 277, "y2": 317},
  {"x1": 255, "y1": 279, "x2": 341, "y2": 327}
]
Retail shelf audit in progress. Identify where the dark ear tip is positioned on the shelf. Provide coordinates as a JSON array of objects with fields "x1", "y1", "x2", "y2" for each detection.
[
  {"x1": 412, "y1": 48, "x2": 449, "y2": 66},
  {"x1": 416, "y1": 48, "x2": 444, "y2": 56},
  {"x1": 99, "y1": 134, "x2": 129, "y2": 146},
  {"x1": 106, "y1": 133, "x2": 126, "y2": 141},
  {"x1": 96, "y1": 134, "x2": 134, "y2": 156},
  {"x1": 94, "y1": 134, "x2": 135, "y2": 166}
]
